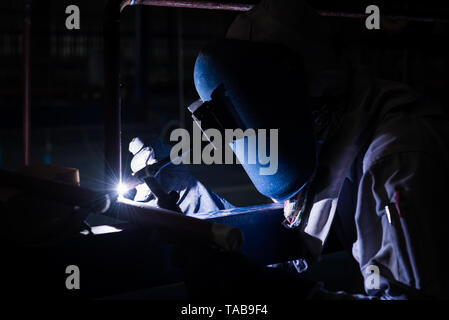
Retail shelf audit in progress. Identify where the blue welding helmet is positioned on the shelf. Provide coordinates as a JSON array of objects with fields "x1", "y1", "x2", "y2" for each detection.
[{"x1": 192, "y1": 39, "x2": 316, "y2": 201}]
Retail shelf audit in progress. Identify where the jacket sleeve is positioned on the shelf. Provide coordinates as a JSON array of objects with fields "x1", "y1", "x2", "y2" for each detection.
[
  {"x1": 178, "y1": 176, "x2": 235, "y2": 215},
  {"x1": 128, "y1": 136, "x2": 234, "y2": 215}
]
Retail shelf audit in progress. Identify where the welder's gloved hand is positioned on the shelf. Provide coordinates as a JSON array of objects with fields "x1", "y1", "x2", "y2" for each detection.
[
  {"x1": 128, "y1": 136, "x2": 233, "y2": 215},
  {"x1": 173, "y1": 244, "x2": 321, "y2": 300},
  {"x1": 128, "y1": 136, "x2": 190, "y2": 205}
]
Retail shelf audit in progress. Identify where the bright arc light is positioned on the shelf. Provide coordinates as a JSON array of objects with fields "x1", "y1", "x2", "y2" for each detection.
[{"x1": 116, "y1": 182, "x2": 129, "y2": 197}]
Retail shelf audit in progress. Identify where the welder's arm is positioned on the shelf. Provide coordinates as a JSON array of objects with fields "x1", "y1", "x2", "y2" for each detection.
[
  {"x1": 313, "y1": 151, "x2": 448, "y2": 300},
  {"x1": 348, "y1": 151, "x2": 448, "y2": 299},
  {"x1": 179, "y1": 150, "x2": 448, "y2": 300},
  {"x1": 176, "y1": 175, "x2": 234, "y2": 214},
  {"x1": 128, "y1": 137, "x2": 233, "y2": 215}
]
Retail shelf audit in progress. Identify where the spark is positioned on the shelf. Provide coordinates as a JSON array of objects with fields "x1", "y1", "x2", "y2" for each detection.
[{"x1": 116, "y1": 182, "x2": 129, "y2": 197}]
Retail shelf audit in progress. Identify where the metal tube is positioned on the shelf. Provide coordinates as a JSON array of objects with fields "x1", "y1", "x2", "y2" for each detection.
[
  {"x1": 132, "y1": 0, "x2": 253, "y2": 11},
  {"x1": 176, "y1": 8, "x2": 185, "y2": 128},
  {"x1": 104, "y1": 0, "x2": 123, "y2": 190},
  {"x1": 23, "y1": 0, "x2": 31, "y2": 167},
  {"x1": 132, "y1": 1, "x2": 449, "y2": 23},
  {"x1": 317, "y1": 10, "x2": 449, "y2": 24}
]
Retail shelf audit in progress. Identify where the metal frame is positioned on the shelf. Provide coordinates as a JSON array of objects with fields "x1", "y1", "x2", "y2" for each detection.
[
  {"x1": 103, "y1": 0, "x2": 253, "y2": 189},
  {"x1": 23, "y1": 0, "x2": 31, "y2": 166},
  {"x1": 103, "y1": 0, "x2": 449, "y2": 189},
  {"x1": 17, "y1": 0, "x2": 449, "y2": 178}
]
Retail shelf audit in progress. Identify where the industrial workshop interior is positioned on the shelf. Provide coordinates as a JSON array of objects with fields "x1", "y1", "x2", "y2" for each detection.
[{"x1": 1, "y1": 0, "x2": 449, "y2": 310}]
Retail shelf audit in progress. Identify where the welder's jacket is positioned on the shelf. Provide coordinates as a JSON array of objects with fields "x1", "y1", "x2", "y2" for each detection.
[
  {"x1": 298, "y1": 69, "x2": 449, "y2": 300},
  {"x1": 182, "y1": 0, "x2": 449, "y2": 299},
  {"x1": 187, "y1": 67, "x2": 449, "y2": 299}
]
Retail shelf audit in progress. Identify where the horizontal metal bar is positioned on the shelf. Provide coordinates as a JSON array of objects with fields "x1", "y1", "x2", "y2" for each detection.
[
  {"x1": 318, "y1": 10, "x2": 449, "y2": 24},
  {"x1": 129, "y1": 0, "x2": 253, "y2": 11},
  {"x1": 127, "y1": 0, "x2": 449, "y2": 23}
]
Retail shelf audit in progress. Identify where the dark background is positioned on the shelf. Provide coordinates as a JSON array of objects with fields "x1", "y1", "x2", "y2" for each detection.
[{"x1": 1, "y1": 0, "x2": 448, "y2": 206}]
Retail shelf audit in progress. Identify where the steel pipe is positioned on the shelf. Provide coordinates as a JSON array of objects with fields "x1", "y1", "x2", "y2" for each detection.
[
  {"x1": 318, "y1": 10, "x2": 449, "y2": 24},
  {"x1": 131, "y1": 1, "x2": 449, "y2": 22},
  {"x1": 23, "y1": 0, "x2": 31, "y2": 166},
  {"x1": 103, "y1": 0, "x2": 124, "y2": 190},
  {"x1": 131, "y1": 0, "x2": 253, "y2": 11}
]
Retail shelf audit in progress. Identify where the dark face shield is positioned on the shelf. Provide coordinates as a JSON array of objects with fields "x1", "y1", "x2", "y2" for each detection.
[
  {"x1": 192, "y1": 40, "x2": 316, "y2": 201},
  {"x1": 188, "y1": 84, "x2": 244, "y2": 149}
]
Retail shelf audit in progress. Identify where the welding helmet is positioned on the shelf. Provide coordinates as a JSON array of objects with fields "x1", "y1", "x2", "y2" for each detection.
[{"x1": 191, "y1": 39, "x2": 316, "y2": 201}]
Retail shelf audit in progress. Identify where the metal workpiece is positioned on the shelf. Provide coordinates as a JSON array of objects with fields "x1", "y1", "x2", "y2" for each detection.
[
  {"x1": 0, "y1": 169, "x2": 111, "y2": 213},
  {"x1": 0, "y1": 169, "x2": 241, "y2": 249},
  {"x1": 113, "y1": 198, "x2": 243, "y2": 251}
]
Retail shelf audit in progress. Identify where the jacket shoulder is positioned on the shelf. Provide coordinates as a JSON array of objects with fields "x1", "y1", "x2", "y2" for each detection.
[{"x1": 362, "y1": 109, "x2": 448, "y2": 173}]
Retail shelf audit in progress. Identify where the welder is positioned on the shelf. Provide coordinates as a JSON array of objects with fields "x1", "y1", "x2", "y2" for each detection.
[{"x1": 126, "y1": 0, "x2": 449, "y2": 300}]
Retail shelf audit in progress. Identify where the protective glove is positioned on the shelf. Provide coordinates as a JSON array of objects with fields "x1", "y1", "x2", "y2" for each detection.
[
  {"x1": 128, "y1": 136, "x2": 191, "y2": 205},
  {"x1": 127, "y1": 136, "x2": 233, "y2": 215}
]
